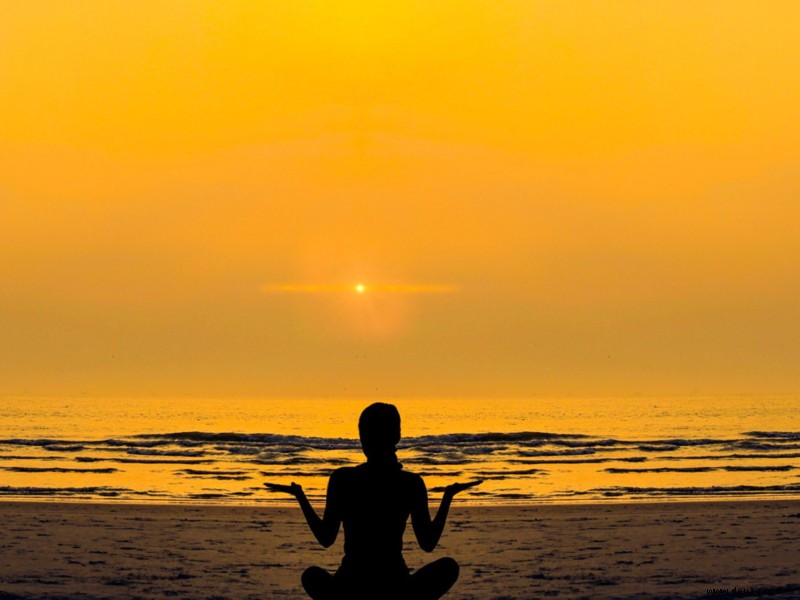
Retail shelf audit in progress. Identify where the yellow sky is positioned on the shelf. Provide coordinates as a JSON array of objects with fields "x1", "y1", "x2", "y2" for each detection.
[{"x1": 1, "y1": 1, "x2": 799, "y2": 397}]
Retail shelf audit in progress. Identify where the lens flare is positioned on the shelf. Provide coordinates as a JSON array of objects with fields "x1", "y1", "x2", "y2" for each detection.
[{"x1": 261, "y1": 283, "x2": 458, "y2": 294}]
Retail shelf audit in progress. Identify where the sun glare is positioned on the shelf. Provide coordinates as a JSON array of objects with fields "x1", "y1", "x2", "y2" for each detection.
[{"x1": 261, "y1": 283, "x2": 458, "y2": 294}]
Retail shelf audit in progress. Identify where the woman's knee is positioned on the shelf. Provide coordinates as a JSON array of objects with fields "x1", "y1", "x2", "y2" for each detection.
[
  {"x1": 409, "y1": 557, "x2": 460, "y2": 600},
  {"x1": 302, "y1": 565, "x2": 325, "y2": 583},
  {"x1": 438, "y1": 557, "x2": 459, "y2": 583},
  {"x1": 301, "y1": 566, "x2": 333, "y2": 599}
]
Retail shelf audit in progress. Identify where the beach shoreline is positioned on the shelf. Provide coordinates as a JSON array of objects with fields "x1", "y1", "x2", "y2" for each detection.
[
  {"x1": 3, "y1": 494, "x2": 800, "y2": 508},
  {"x1": 1, "y1": 499, "x2": 798, "y2": 599}
]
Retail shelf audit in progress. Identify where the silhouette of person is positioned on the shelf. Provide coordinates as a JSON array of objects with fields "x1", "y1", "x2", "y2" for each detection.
[{"x1": 266, "y1": 402, "x2": 480, "y2": 600}]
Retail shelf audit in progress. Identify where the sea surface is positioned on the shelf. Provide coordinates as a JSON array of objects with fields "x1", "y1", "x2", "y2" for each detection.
[{"x1": 1, "y1": 396, "x2": 799, "y2": 505}]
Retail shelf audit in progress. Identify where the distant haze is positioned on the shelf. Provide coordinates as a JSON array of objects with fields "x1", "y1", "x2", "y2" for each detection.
[{"x1": 1, "y1": 2, "x2": 798, "y2": 397}]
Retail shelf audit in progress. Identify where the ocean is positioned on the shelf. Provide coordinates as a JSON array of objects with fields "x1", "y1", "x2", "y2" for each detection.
[{"x1": 1, "y1": 396, "x2": 799, "y2": 505}]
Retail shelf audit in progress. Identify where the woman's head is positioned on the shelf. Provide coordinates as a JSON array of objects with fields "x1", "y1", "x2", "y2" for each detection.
[{"x1": 358, "y1": 402, "x2": 401, "y2": 459}]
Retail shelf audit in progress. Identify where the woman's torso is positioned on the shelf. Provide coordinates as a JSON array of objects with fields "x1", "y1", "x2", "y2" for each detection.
[{"x1": 332, "y1": 463, "x2": 421, "y2": 578}]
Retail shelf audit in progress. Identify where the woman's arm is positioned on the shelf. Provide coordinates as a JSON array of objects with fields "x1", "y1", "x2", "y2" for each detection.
[
  {"x1": 264, "y1": 475, "x2": 342, "y2": 548},
  {"x1": 410, "y1": 478, "x2": 481, "y2": 553}
]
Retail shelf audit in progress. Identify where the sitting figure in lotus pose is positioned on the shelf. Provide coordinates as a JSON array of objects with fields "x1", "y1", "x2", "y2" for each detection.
[{"x1": 266, "y1": 402, "x2": 480, "y2": 600}]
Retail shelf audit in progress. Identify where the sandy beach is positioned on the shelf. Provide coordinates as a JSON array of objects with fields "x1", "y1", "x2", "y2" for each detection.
[{"x1": 0, "y1": 500, "x2": 798, "y2": 599}]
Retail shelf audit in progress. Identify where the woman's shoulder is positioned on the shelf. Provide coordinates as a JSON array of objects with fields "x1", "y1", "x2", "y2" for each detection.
[
  {"x1": 398, "y1": 467, "x2": 422, "y2": 479},
  {"x1": 330, "y1": 465, "x2": 360, "y2": 480},
  {"x1": 398, "y1": 468, "x2": 425, "y2": 487}
]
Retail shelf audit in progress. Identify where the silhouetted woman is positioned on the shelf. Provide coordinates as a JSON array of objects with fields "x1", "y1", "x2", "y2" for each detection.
[{"x1": 266, "y1": 402, "x2": 480, "y2": 600}]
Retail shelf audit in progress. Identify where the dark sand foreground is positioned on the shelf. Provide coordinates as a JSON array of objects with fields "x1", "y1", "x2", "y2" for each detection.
[{"x1": 0, "y1": 500, "x2": 798, "y2": 599}]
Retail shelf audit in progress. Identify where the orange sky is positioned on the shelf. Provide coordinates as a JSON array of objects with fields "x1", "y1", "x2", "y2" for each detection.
[{"x1": 1, "y1": 1, "x2": 799, "y2": 397}]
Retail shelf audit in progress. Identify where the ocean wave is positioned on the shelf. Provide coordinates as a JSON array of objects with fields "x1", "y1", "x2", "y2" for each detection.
[
  {"x1": 0, "y1": 485, "x2": 129, "y2": 497},
  {"x1": 471, "y1": 468, "x2": 546, "y2": 481},
  {"x1": 0, "y1": 466, "x2": 119, "y2": 474},
  {"x1": 135, "y1": 432, "x2": 360, "y2": 450},
  {"x1": 517, "y1": 448, "x2": 596, "y2": 457},
  {"x1": 103, "y1": 438, "x2": 172, "y2": 448},
  {"x1": 408, "y1": 432, "x2": 590, "y2": 447},
  {"x1": 662, "y1": 452, "x2": 800, "y2": 461},
  {"x1": 3, "y1": 428, "x2": 800, "y2": 504},
  {"x1": 42, "y1": 444, "x2": 85, "y2": 452},
  {"x1": 126, "y1": 448, "x2": 206, "y2": 457},
  {"x1": 179, "y1": 468, "x2": 250, "y2": 476},
  {"x1": 177, "y1": 469, "x2": 253, "y2": 481},
  {"x1": 731, "y1": 441, "x2": 800, "y2": 451},
  {"x1": 404, "y1": 456, "x2": 472, "y2": 465},
  {"x1": 0, "y1": 439, "x2": 91, "y2": 448},
  {"x1": 75, "y1": 456, "x2": 214, "y2": 465},
  {"x1": 0, "y1": 455, "x2": 62, "y2": 461},
  {"x1": 509, "y1": 456, "x2": 648, "y2": 465},
  {"x1": 477, "y1": 468, "x2": 546, "y2": 476},
  {"x1": 637, "y1": 444, "x2": 680, "y2": 452},
  {"x1": 724, "y1": 465, "x2": 798, "y2": 472},
  {"x1": 606, "y1": 465, "x2": 797, "y2": 474},
  {"x1": 251, "y1": 456, "x2": 354, "y2": 466},
  {"x1": 606, "y1": 467, "x2": 716, "y2": 474},
  {"x1": 594, "y1": 482, "x2": 800, "y2": 497},
  {"x1": 464, "y1": 490, "x2": 534, "y2": 500},
  {"x1": 138, "y1": 430, "x2": 602, "y2": 448},
  {"x1": 188, "y1": 491, "x2": 254, "y2": 499},
  {"x1": 259, "y1": 470, "x2": 330, "y2": 477},
  {"x1": 3, "y1": 430, "x2": 798, "y2": 454},
  {"x1": 744, "y1": 431, "x2": 800, "y2": 440}
]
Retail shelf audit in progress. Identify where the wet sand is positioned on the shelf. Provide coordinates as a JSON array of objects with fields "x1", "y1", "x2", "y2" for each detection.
[{"x1": 0, "y1": 500, "x2": 798, "y2": 599}]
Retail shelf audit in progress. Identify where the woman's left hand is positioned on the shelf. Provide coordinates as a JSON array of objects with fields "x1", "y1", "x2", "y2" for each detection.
[{"x1": 444, "y1": 479, "x2": 483, "y2": 498}]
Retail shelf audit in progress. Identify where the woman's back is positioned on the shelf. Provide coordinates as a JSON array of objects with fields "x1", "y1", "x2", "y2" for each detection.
[{"x1": 331, "y1": 464, "x2": 423, "y2": 570}]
